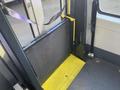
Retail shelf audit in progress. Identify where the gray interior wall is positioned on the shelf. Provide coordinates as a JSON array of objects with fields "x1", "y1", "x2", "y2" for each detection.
[
  {"x1": 95, "y1": 14, "x2": 120, "y2": 56},
  {"x1": 25, "y1": 19, "x2": 72, "y2": 85}
]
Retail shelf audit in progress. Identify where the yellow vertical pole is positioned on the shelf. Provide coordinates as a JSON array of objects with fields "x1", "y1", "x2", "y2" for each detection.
[
  {"x1": 67, "y1": 0, "x2": 71, "y2": 15},
  {"x1": 61, "y1": 0, "x2": 76, "y2": 42}
]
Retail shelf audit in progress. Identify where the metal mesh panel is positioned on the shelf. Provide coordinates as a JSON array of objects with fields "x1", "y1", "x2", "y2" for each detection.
[{"x1": 25, "y1": 20, "x2": 72, "y2": 84}]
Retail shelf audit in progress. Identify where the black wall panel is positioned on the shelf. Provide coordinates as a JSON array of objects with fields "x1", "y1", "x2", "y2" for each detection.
[{"x1": 25, "y1": 19, "x2": 72, "y2": 84}]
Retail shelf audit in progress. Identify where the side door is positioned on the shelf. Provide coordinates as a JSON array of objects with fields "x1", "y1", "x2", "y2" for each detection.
[{"x1": 86, "y1": 0, "x2": 120, "y2": 65}]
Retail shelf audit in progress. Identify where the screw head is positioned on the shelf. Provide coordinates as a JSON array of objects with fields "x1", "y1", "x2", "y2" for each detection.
[{"x1": 88, "y1": 52, "x2": 94, "y2": 58}]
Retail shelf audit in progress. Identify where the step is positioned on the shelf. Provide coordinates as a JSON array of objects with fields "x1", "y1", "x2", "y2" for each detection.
[{"x1": 42, "y1": 54, "x2": 85, "y2": 90}]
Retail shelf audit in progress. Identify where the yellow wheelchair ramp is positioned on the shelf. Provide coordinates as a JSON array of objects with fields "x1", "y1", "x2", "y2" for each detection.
[{"x1": 42, "y1": 54, "x2": 85, "y2": 90}]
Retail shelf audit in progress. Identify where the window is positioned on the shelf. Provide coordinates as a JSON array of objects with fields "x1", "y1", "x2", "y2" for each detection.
[
  {"x1": 41, "y1": 0, "x2": 62, "y2": 32},
  {"x1": 5, "y1": 1, "x2": 34, "y2": 47},
  {"x1": 99, "y1": 0, "x2": 120, "y2": 16},
  {"x1": 2, "y1": 0, "x2": 64, "y2": 47}
]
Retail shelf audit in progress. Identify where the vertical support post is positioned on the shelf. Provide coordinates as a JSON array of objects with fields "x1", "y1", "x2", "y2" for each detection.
[
  {"x1": 67, "y1": 0, "x2": 71, "y2": 15},
  {"x1": 88, "y1": 0, "x2": 98, "y2": 58},
  {"x1": 70, "y1": 0, "x2": 87, "y2": 58},
  {"x1": 0, "y1": 7, "x2": 42, "y2": 90}
]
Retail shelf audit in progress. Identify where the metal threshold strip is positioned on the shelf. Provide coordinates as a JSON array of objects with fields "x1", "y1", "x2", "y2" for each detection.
[{"x1": 42, "y1": 54, "x2": 85, "y2": 90}]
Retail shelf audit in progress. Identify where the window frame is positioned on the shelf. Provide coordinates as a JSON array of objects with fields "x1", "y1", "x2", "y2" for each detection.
[{"x1": 97, "y1": 0, "x2": 120, "y2": 18}]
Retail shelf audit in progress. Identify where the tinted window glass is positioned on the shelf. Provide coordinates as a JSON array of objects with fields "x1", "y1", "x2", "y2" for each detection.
[{"x1": 99, "y1": 0, "x2": 120, "y2": 16}]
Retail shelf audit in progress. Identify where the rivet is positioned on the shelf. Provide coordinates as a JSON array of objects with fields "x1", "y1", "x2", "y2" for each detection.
[{"x1": 65, "y1": 75, "x2": 68, "y2": 77}]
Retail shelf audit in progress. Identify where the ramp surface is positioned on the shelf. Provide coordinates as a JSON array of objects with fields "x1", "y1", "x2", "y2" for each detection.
[{"x1": 42, "y1": 54, "x2": 85, "y2": 90}]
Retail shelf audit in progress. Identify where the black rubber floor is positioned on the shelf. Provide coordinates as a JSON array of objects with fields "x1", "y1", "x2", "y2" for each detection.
[{"x1": 69, "y1": 58, "x2": 120, "y2": 90}]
